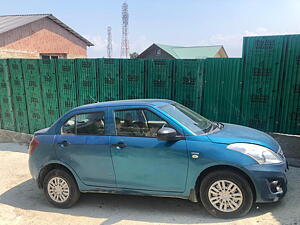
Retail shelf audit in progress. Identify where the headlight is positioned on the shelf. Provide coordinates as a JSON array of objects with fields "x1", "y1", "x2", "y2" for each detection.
[{"x1": 227, "y1": 143, "x2": 283, "y2": 164}]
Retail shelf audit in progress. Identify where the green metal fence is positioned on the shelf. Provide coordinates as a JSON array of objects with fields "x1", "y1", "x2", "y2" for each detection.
[
  {"x1": 173, "y1": 59, "x2": 204, "y2": 112},
  {"x1": 277, "y1": 35, "x2": 300, "y2": 134},
  {"x1": 240, "y1": 34, "x2": 300, "y2": 134},
  {"x1": 202, "y1": 58, "x2": 242, "y2": 124},
  {"x1": 240, "y1": 36, "x2": 286, "y2": 132},
  {"x1": 0, "y1": 59, "x2": 15, "y2": 131},
  {"x1": 0, "y1": 35, "x2": 299, "y2": 135},
  {"x1": 39, "y1": 59, "x2": 60, "y2": 127}
]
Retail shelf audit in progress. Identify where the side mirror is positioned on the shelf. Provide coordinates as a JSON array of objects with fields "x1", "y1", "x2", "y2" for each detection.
[{"x1": 157, "y1": 127, "x2": 184, "y2": 141}]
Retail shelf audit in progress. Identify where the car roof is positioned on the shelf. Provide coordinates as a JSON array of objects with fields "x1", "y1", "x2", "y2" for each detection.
[{"x1": 72, "y1": 99, "x2": 174, "y2": 111}]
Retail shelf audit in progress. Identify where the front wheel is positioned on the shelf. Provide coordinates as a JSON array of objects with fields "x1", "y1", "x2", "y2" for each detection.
[
  {"x1": 43, "y1": 169, "x2": 80, "y2": 208},
  {"x1": 199, "y1": 170, "x2": 253, "y2": 218}
]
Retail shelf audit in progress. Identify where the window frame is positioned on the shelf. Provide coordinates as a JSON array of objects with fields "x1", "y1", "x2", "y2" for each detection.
[
  {"x1": 40, "y1": 53, "x2": 67, "y2": 59},
  {"x1": 61, "y1": 111, "x2": 106, "y2": 136},
  {"x1": 112, "y1": 107, "x2": 181, "y2": 138}
]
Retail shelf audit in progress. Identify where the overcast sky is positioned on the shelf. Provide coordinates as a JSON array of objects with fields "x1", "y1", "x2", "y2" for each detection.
[{"x1": 1, "y1": 0, "x2": 300, "y2": 58}]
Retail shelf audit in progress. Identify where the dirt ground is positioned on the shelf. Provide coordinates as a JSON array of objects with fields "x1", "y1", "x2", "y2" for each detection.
[{"x1": 0, "y1": 143, "x2": 299, "y2": 225}]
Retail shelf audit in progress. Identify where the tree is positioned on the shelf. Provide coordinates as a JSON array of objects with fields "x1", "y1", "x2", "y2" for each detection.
[{"x1": 130, "y1": 52, "x2": 139, "y2": 59}]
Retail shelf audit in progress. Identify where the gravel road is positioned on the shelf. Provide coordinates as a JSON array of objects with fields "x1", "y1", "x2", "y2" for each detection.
[{"x1": 0, "y1": 143, "x2": 299, "y2": 225}]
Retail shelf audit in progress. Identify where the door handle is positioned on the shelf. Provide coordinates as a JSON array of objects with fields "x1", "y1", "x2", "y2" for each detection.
[
  {"x1": 112, "y1": 142, "x2": 127, "y2": 149},
  {"x1": 57, "y1": 140, "x2": 70, "y2": 147}
]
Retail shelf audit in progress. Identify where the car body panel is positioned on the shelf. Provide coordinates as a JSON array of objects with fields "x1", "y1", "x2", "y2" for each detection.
[
  {"x1": 28, "y1": 99, "x2": 288, "y2": 205},
  {"x1": 54, "y1": 134, "x2": 116, "y2": 187},
  {"x1": 207, "y1": 123, "x2": 280, "y2": 151},
  {"x1": 107, "y1": 105, "x2": 188, "y2": 192},
  {"x1": 109, "y1": 135, "x2": 188, "y2": 192},
  {"x1": 53, "y1": 106, "x2": 116, "y2": 187},
  {"x1": 28, "y1": 135, "x2": 56, "y2": 180}
]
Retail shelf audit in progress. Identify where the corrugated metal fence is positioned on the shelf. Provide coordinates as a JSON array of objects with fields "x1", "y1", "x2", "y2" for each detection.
[
  {"x1": 240, "y1": 35, "x2": 300, "y2": 134},
  {"x1": 0, "y1": 35, "x2": 299, "y2": 134}
]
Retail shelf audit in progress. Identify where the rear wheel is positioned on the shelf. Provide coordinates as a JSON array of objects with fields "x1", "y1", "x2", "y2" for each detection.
[
  {"x1": 43, "y1": 169, "x2": 80, "y2": 208},
  {"x1": 199, "y1": 170, "x2": 253, "y2": 218}
]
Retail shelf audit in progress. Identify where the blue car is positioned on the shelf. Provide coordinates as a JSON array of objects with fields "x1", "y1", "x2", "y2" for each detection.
[{"x1": 28, "y1": 99, "x2": 287, "y2": 218}]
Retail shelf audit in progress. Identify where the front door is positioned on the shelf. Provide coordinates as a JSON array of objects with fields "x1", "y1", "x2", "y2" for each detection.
[
  {"x1": 109, "y1": 106, "x2": 188, "y2": 192},
  {"x1": 54, "y1": 109, "x2": 116, "y2": 187}
]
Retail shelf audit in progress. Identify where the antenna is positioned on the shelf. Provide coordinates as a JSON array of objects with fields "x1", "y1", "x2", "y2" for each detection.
[
  {"x1": 107, "y1": 26, "x2": 112, "y2": 58},
  {"x1": 121, "y1": 2, "x2": 129, "y2": 58}
]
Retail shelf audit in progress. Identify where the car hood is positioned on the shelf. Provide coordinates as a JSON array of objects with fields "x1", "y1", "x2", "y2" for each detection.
[{"x1": 207, "y1": 123, "x2": 279, "y2": 152}]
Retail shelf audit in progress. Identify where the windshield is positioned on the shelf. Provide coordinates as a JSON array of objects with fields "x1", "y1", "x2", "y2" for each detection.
[{"x1": 159, "y1": 103, "x2": 218, "y2": 135}]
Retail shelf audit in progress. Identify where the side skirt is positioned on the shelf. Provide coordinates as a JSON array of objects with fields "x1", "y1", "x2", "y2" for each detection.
[{"x1": 80, "y1": 188, "x2": 198, "y2": 202}]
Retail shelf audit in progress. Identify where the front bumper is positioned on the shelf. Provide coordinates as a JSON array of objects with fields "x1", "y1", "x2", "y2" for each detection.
[{"x1": 245, "y1": 161, "x2": 288, "y2": 203}]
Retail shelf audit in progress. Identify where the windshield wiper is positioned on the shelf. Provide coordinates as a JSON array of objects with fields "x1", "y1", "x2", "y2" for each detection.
[
  {"x1": 216, "y1": 122, "x2": 224, "y2": 129},
  {"x1": 203, "y1": 122, "x2": 222, "y2": 133},
  {"x1": 203, "y1": 124, "x2": 214, "y2": 133}
]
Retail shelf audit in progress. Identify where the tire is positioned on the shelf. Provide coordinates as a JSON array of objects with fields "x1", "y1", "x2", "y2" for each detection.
[
  {"x1": 43, "y1": 169, "x2": 80, "y2": 208},
  {"x1": 199, "y1": 170, "x2": 253, "y2": 218}
]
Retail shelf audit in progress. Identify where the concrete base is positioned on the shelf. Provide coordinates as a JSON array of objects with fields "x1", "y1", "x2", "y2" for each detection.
[
  {"x1": 0, "y1": 129, "x2": 32, "y2": 144},
  {"x1": 269, "y1": 133, "x2": 300, "y2": 158}
]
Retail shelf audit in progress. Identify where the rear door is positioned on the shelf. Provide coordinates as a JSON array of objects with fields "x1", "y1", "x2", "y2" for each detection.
[
  {"x1": 54, "y1": 108, "x2": 116, "y2": 187},
  {"x1": 109, "y1": 106, "x2": 188, "y2": 192}
]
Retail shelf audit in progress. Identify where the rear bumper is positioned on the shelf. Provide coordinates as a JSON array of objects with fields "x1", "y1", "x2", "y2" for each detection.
[
  {"x1": 28, "y1": 156, "x2": 39, "y2": 181},
  {"x1": 245, "y1": 161, "x2": 288, "y2": 203}
]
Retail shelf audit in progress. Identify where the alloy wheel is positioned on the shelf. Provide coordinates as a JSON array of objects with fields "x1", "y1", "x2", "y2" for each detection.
[
  {"x1": 208, "y1": 179, "x2": 243, "y2": 212},
  {"x1": 47, "y1": 177, "x2": 70, "y2": 203}
]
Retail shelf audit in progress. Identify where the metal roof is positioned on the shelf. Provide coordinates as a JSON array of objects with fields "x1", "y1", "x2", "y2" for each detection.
[
  {"x1": 155, "y1": 43, "x2": 227, "y2": 59},
  {"x1": 0, "y1": 14, "x2": 93, "y2": 46}
]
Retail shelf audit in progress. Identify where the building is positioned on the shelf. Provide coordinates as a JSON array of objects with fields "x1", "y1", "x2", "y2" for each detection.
[
  {"x1": 137, "y1": 43, "x2": 228, "y2": 59},
  {"x1": 0, "y1": 14, "x2": 93, "y2": 59}
]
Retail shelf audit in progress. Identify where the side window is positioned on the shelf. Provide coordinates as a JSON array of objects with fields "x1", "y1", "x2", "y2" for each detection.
[
  {"x1": 143, "y1": 110, "x2": 168, "y2": 137},
  {"x1": 76, "y1": 112, "x2": 105, "y2": 135},
  {"x1": 114, "y1": 109, "x2": 168, "y2": 137},
  {"x1": 62, "y1": 116, "x2": 76, "y2": 134},
  {"x1": 61, "y1": 112, "x2": 105, "y2": 135}
]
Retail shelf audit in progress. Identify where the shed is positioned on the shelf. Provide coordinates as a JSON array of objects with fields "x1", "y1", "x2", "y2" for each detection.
[{"x1": 137, "y1": 43, "x2": 228, "y2": 59}]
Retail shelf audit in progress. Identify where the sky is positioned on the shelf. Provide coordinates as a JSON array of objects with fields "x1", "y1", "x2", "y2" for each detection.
[{"x1": 1, "y1": 0, "x2": 300, "y2": 58}]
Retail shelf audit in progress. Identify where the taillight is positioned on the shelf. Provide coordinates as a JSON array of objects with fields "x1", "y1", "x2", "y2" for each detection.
[{"x1": 28, "y1": 138, "x2": 40, "y2": 155}]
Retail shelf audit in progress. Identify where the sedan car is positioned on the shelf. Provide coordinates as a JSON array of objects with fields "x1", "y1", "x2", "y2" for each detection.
[{"x1": 28, "y1": 99, "x2": 288, "y2": 218}]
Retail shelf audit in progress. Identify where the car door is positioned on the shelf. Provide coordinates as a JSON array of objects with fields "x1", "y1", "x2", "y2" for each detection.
[
  {"x1": 109, "y1": 106, "x2": 188, "y2": 192},
  {"x1": 54, "y1": 108, "x2": 116, "y2": 187}
]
